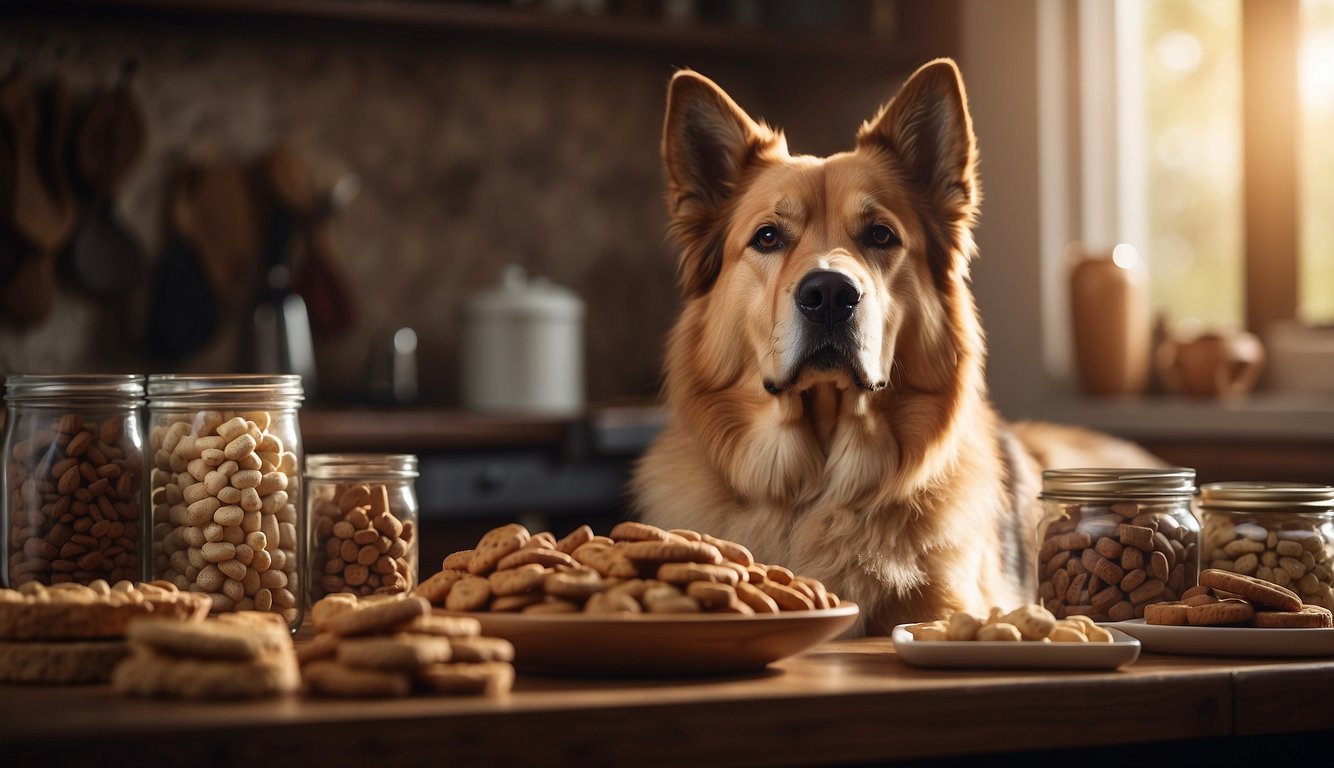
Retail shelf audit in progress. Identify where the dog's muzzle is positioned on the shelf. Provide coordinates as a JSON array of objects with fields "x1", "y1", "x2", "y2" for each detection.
[{"x1": 796, "y1": 270, "x2": 861, "y2": 327}]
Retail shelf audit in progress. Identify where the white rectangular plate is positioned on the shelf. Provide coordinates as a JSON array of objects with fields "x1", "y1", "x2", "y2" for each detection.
[
  {"x1": 1109, "y1": 619, "x2": 1334, "y2": 657},
  {"x1": 890, "y1": 624, "x2": 1141, "y2": 670}
]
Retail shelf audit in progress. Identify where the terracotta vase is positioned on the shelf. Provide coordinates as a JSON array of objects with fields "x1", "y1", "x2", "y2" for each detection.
[
  {"x1": 1155, "y1": 330, "x2": 1265, "y2": 398},
  {"x1": 1069, "y1": 248, "x2": 1150, "y2": 396}
]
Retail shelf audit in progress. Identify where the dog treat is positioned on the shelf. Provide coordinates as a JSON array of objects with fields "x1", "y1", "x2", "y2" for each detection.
[
  {"x1": 302, "y1": 594, "x2": 514, "y2": 698},
  {"x1": 0, "y1": 580, "x2": 210, "y2": 641},
  {"x1": 1145, "y1": 571, "x2": 1331, "y2": 628},
  {"x1": 414, "y1": 522, "x2": 841, "y2": 615},
  {"x1": 6, "y1": 413, "x2": 145, "y2": 587},
  {"x1": 310, "y1": 481, "x2": 415, "y2": 600},
  {"x1": 148, "y1": 411, "x2": 301, "y2": 625},
  {"x1": 1038, "y1": 500, "x2": 1199, "y2": 621},
  {"x1": 905, "y1": 603, "x2": 1116, "y2": 643},
  {"x1": 1202, "y1": 516, "x2": 1334, "y2": 611},
  {"x1": 0, "y1": 639, "x2": 130, "y2": 683},
  {"x1": 1198, "y1": 568, "x2": 1303, "y2": 612},
  {"x1": 113, "y1": 610, "x2": 300, "y2": 699}
]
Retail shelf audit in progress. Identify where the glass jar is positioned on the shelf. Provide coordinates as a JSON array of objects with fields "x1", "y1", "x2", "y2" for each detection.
[
  {"x1": 145, "y1": 374, "x2": 304, "y2": 629},
  {"x1": 306, "y1": 453, "x2": 419, "y2": 601},
  {"x1": 1038, "y1": 467, "x2": 1199, "y2": 621},
  {"x1": 1198, "y1": 482, "x2": 1334, "y2": 611},
  {"x1": 3, "y1": 374, "x2": 147, "y2": 588}
]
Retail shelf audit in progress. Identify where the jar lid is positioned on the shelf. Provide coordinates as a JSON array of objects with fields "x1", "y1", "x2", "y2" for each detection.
[
  {"x1": 4, "y1": 374, "x2": 144, "y2": 402},
  {"x1": 464, "y1": 265, "x2": 584, "y2": 321},
  {"x1": 1040, "y1": 467, "x2": 1196, "y2": 501},
  {"x1": 307, "y1": 453, "x2": 418, "y2": 480},
  {"x1": 1198, "y1": 481, "x2": 1334, "y2": 511},
  {"x1": 146, "y1": 374, "x2": 304, "y2": 407}
]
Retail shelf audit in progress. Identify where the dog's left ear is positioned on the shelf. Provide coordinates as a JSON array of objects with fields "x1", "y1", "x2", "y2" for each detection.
[{"x1": 857, "y1": 58, "x2": 979, "y2": 221}]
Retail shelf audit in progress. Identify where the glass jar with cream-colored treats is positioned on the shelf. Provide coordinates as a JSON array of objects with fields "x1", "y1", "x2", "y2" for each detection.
[
  {"x1": 1198, "y1": 482, "x2": 1334, "y2": 611},
  {"x1": 305, "y1": 453, "x2": 419, "y2": 602},
  {"x1": 145, "y1": 374, "x2": 304, "y2": 630},
  {"x1": 1037, "y1": 468, "x2": 1199, "y2": 621}
]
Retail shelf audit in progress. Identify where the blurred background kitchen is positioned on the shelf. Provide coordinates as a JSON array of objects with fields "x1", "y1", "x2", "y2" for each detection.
[{"x1": 2, "y1": 0, "x2": 1332, "y2": 560}]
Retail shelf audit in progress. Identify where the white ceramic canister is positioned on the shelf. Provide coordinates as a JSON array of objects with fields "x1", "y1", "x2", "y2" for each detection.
[{"x1": 462, "y1": 265, "x2": 585, "y2": 415}]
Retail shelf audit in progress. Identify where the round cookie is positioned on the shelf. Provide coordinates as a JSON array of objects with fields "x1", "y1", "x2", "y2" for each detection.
[
  {"x1": 304, "y1": 659, "x2": 411, "y2": 698},
  {"x1": 1144, "y1": 601, "x2": 1191, "y2": 626},
  {"x1": 618, "y1": 539, "x2": 724, "y2": 566},
  {"x1": 1199, "y1": 568, "x2": 1302, "y2": 612},
  {"x1": 1252, "y1": 605, "x2": 1333, "y2": 628},
  {"x1": 0, "y1": 639, "x2": 130, "y2": 683},
  {"x1": 608, "y1": 521, "x2": 672, "y2": 542},
  {"x1": 466, "y1": 524, "x2": 531, "y2": 575},
  {"x1": 417, "y1": 661, "x2": 514, "y2": 696},
  {"x1": 325, "y1": 595, "x2": 430, "y2": 637},
  {"x1": 1187, "y1": 597, "x2": 1255, "y2": 626}
]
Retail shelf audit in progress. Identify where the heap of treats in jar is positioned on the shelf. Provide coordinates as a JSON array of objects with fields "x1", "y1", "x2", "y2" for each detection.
[
  {"x1": 1204, "y1": 519, "x2": 1334, "y2": 611},
  {"x1": 311, "y1": 482, "x2": 415, "y2": 599},
  {"x1": 1039, "y1": 500, "x2": 1199, "y2": 621},
  {"x1": 7, "y1": 414, "x2": 143, "y2": 587},
  {"x1": 149, "y1": 412, "x2": 300, "y2": 624}
]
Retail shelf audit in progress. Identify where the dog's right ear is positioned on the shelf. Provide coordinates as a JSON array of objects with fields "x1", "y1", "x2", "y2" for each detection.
[{"x1": 663, "y1": 71, "x2": 780, "y2": 297}]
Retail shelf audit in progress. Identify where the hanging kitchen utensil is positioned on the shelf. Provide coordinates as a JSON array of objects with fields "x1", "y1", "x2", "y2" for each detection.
[
  {"x1": 65, "y1": 59, "x2": 148, "y2": 298},
  {"x1": 180, "y1": 159, "x2": 257, "y2": 292},
  {"x1": 260, "y1": 141, "x2": 357, "y2": 336},
  {"x1": 0, "y1": 67, "x2": 79, "y2": 323},
  {"x1": 249, "y1": 166, "x2": 317, "y2": 395},
  {"x1": 0, "y1": 66, "x2": 77, "y2": 254},
  {"x1": 146, "y1": 168, "x2": 218, "y2": 358}
]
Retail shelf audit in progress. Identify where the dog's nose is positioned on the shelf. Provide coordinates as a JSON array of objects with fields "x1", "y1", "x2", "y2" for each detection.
[{"x1": 796, "y1": 270, "x2": 860, "y2": 327}]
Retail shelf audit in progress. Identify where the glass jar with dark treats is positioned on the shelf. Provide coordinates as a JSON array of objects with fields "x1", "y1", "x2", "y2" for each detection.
[
  {"x1": 1198, "y1": 482, "x2": 1334, "y2": 611},
  {"x1": 1038, "y1": 468, "x2": 1199, "y2": 620},
  {"x1": 145, "y1": 374, "x2": 304, "y2": 630},
  {"x1": 3, "y1": 374, "x2": 147, "y2": 588},
  {"x1": 306, "y1": 453, "x2": 419, "y2": 601}
]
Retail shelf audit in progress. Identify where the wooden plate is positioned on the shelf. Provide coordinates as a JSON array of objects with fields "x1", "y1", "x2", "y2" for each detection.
[{"x1": 447, "y1": 604, "x2": 859, "y2": 676}]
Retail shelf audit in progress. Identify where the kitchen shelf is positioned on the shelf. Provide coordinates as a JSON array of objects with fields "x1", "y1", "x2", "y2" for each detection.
[{"x1": 23, "y1": 0, "x2": 957, "y2": 65}]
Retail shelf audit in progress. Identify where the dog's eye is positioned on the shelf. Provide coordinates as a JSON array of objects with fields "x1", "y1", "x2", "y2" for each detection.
[
  {"x1": 865, "y1": 224, "x2": 900, "y2": 249},
  {"x1": 751, "y1": 226, "x2": 784, "y2": 253}
]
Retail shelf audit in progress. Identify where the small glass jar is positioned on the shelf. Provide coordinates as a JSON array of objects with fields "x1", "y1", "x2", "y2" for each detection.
[
  {"x1": 3, "y1": 374, "x2": 147, "y2": 588},
  {"x1": 145, "y1": 374, "x2": 304, "y2": 629},
  {"x1": 306, "y1": 453, "x2": 419, "y2": 601},
  {"x1": 1198, "y1": 482, "x2": 1334, "y2": 611},
  {"x1": 1038, "y1": 468, "x2": 1199, "y2": 621}
]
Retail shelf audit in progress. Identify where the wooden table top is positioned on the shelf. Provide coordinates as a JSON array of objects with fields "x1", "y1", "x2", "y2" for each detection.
[{"x1": 2, "y1": 638, "x2": 1332, "y2": 766}]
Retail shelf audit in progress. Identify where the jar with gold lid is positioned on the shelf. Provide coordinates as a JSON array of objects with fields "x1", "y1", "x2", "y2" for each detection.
[
  {"x1": 2, "y1": 374, "x2": 146, "y2": 588},
  {"x1": 1037, "y1": 467, "x2": 1199, "y2": 620},
  {"x1": 1198, "y1": 482, "x2": 1334, "y2": 611},
  {"x1": 145, "y1": 374, "x2": 304, "y2": 629},
  {"x1": 306, "y1": 453, "x2": 419, "y2": 601}
]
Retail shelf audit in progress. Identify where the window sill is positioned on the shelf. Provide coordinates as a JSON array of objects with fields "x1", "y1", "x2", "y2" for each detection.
[{"x1": 1037, "y1": 393, "x2": 1334, "y2": 441}]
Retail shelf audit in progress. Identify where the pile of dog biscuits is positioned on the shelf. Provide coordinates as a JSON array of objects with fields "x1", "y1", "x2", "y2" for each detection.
[
  {"x1": 113, "y1": 611, "x2": 301, "y2": 699},
  {"x1": 300, "y1": 594, "x2": 514, "y2": 698},
  {"x1": 413, "y1": 521, "x2": 840, "y2": 615},
  {"x1": 1144, "y1": 569, "x2": 1334, "y2": 627},
  {"x1": 906, "y1": 604, "x2": 1115, "y2": 643},
  {"x1": 0, "y1": 579, "x2": 210, "y2": 684}
]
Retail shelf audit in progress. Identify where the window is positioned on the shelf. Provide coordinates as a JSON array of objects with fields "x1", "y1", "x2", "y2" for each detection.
[{"x1": 1117, "y1": 0, "x2": 1333, "y2": 333}]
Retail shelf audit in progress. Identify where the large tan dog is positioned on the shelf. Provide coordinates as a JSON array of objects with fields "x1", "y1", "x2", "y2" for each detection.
[{"x1": 633, "y1": 59, "x2": 1155, "y2": 636}]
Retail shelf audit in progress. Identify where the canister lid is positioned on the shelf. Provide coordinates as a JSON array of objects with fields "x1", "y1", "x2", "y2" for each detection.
[
  {"x1": 1040, "y1": 467, "x2": 1196, "y2": 500},
  {"x1": 307, "y1": 453, "x2": 418, "y2": 480},
  {"x1": 146, "y1": 374, "x2": 304, "y2": 406},
  {"x1": 4, "y1": 374, "x2": 144, "y2": 402},
  {"x1": 1198, "y1": 481, "x2": 1334, "y2": 511},
  {"x1": 464, "y1": 264, "x2": 584, "y2": 321}
]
